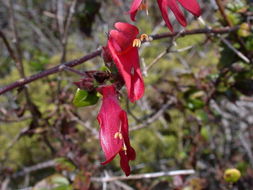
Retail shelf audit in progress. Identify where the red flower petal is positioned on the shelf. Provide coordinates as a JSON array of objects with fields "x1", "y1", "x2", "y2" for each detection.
[
  {"x1": 157, "y1": 0, "x2": 174, "y2": 32},
  {"x1": 110, "y1": 30, "x2": 130, "y2": 52},
  {"x1": 128, "y1": 0, "x2": 143, "y2": 21},
  {"x1": 119, "y1": 151, "x2": 131, "y2": 176},
  {"x1": 167, "y1": 0, "x2": 187, "y2": 27},
  {"x1": 120, "y1": 111, "x2": 136, "y2": 161},
  {"x1": 97, "y1": 86, "x2": 124, "y2": 164},
  {"x1": 108, "y1": 22, "x2": 145, "y2": 102},
  {"x1": 109, "y1": 22, "x2": 139, "y2": 52},
  {"x1": 97, "y1": 85, "x2": 136, "y2": 176},
  {"x1": 114, "y1": 22, "x2": 139, "y2": 40},
  {"x1": 157, "y1": 0, "x2": 201, "y2": 31},
  {"x1": 108, "y1": 40, "x2": 145, "y2": 102},
  {"x1": 177, "y1": 0, "x2": 201, "y2": 17}
]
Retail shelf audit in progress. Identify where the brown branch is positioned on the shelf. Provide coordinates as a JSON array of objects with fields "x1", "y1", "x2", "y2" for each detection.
[
  {"x1": 215, "y1": 0, "x2": 233, "y2": 27},
  {"x1": 151, "y1": 26, "x2": 238, "y2": 40},
  {"x1": 8, "y1": 0, "x2": 25, "y2": 77},
  {"x1": 12, "y1": 160, "x2": 56, "y2": 178},
  {"x1": 0, "y1": 27, "x2": 238, "y2": 95},
  {"x1": 0, "y1": 30, "x2": 17, "y2": 62},
  {"x1": 131, "y1": 97, "x2": 175, "y2": 131},
  {"x1": 0, "y1": 49, "x2": 101, "y2": 95},
  {"x1": 11, "y1": 160, "x2": 194, "y2": 181},
  {"x1": 214, "y1": 0, "x2": 250, "y2": 61},
  {"x1": 61, "y1": 0, "x2": 77, "y2": 63}
]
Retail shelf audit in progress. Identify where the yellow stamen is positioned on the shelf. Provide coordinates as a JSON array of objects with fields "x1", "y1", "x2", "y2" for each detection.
[
  {"x1": 122, "y1": 143, "x2": 127, "y2": 155},
  {"x1": 133, "y1": 39, "x2": 142, "y2": 47},
  {"x1": 139, "y1": 3, "x2": 147, "y2": 11},
  {"x1": 140, "y1": 34, "x2": 149, "y2": 41},
  {"x1": 138, "y1": 0, "x2": 148, "y2": 15},
  {"x1": 138, "y1": 0, "x2": 149, "y2": 15},
  {"x1": 122, "y1": 144, "x2": 127, "y2": 151},
  {"x1": 114, "y1": 132, "x2": 123, "y2": 139},
  {"x1": 132, "y1": 34, "x2": 150, "y2": 48}
]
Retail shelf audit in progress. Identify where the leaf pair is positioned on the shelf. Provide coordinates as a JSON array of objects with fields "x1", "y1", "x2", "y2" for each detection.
[{"x1": 73, "y1": 88, "x2": 99, "y2": 107}]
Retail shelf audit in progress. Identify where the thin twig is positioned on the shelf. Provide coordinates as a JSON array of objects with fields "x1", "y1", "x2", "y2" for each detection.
[
  {"x1": 12, "y1": 160, "x2": 56, "y2": 178},
  {"x1": 151, "y1": 26, "x2": 238, "y2": 40},
  {"x1": 91, "y1": 169, "x2": 195, "y2": 182},
  {"x1": 60, "y1": 0, "x2": 77, "y2": 63},
  {"x1": 8, "y1": 0, "x2": 25, "y2": 76},
  {"x1": 10, "y1": 160, "x2": 194, "y2": 183},
  {"x1": 131, "y1": 98, "x2": 175, "y2": 131},
  {"x1": 1, "y1": 127, "x2": 29, "y2": 163},
  {"x1": 0, "y1": 49, "x2": 102, "y2": 95},
  {"x1": 220, "y1": 36, "x2": 250, "y2": 63},
  {"x1": 113, "y1": 181, "x2": 134, "y2": 190},
  {"x1": 239, "y1": 133, "x2": 253, "y2": 168},
  {"x1": 215, "y1": 0, "x2": 233, "y2": 27},
  {"x1": 0, "y1": 30, "x2": 17, "y2": 62}
]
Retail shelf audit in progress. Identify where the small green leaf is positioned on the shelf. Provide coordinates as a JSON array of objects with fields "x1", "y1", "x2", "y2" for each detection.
[
  {"x1": 200, "y1": 127, "x2": 209, "y2": 140},
  {"x1": 52, "y1": 176, "x2": 69, "y2": 186},
  {"x1": 100, "y1": 65, "x2": 110, "y2": 72},
  {"x1": 196, "y1": 110, "x2": 208, "y2": 122},
  {"x1": 246, "y1": 37, "x2": 253, "y2": 51},
  {"x1": 187, "y1": 99, "x2": 205, "y2": 111},
  {"x1": 73, "y1": 88, "x2": 99, "y2": 107},
  {"x1": 52, "y1": 185, "x2": 72, "y2": 190},
  {"x1": 55, "y1": 157, "x2": 76, "y2": 172}
]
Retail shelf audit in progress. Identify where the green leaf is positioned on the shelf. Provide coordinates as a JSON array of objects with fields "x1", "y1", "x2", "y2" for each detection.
[
  {"x1": 73, "y1": 88, "x2": 99, "y2": 107},
  {"x1": 186, "y1": 99, "x2": 205, "y2": 111},
  {"x1": 218, "y1": 44, "x2": 238, "y2": 68},
  {"x1": 246, "y1": 36, "x2": 253, "y2": 51},
  {"x1": 196, "y1": 110, "x2": 208, "y2": 122},
  {"x1": 33, "y1": 174, "x2": 71, "y2": 190},
  {"x1": 55, "y1": 157, "x2": 76, "y2": 172},
  {"x1": 200, "y1": 127, "x2": 209, "y2": 140},
  {"x1": 52, "y1": 185, "x2": 72, "y2": 190},
  {"x1": 52, "y1": 176, "x2": 69, "y2": 186},
  {"x1": 184, "y1": 89, "x2": 205, "y2": 111}
]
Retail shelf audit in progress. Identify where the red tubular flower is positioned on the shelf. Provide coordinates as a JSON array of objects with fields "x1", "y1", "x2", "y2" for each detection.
[
  {"x1": 107, "y1": 22, "x2": 145, "y2": 102},
  {"x1": 129, "y1": 0, "x2": 201, "y2": 32},
  {"x1": 157, "y1": 0, "x2": 201, "y2": 32},
  {"x1": 129, "y1": 0, "x2": 143, "y2": 21},
  {"x1": 97, "y1": 85, "x2": 136, "y2": 176}
]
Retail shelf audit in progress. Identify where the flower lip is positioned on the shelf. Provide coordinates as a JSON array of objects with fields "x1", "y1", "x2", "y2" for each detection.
[
  {"x1": 97, "y1": 85, "x2": 136, "y2": 175},
  {"x1": 128, "y1": 0, "x2": 143, "y2": 21},
  {"x1": 166, "y1": 0, "x2": 187, "y2": 27},
  {"x1": 109, "y1": 22, "x2": 139, "y2": 53},
  {"x1": 177, "y1": 0, "x2": 201, "y2": 17},
  {"x1": 129, "y1": 0, "x2": 201, "y2": 32}
]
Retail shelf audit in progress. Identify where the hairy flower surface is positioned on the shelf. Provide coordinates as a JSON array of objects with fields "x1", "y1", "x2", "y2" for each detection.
[
  {"x1": 107, "y1": 22, "x2": 145, "y2": 102},
  {"x1": 97, "y1": 85, "x2": 136, "y2": 176},
  {"x1": 129, "y1": 0, "x2": 201, "y2": 32}
]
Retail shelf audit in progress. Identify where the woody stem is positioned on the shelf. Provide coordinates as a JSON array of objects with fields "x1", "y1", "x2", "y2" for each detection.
[{"x1": 0, "y1": 27, "x2": 238, "y2": 95}]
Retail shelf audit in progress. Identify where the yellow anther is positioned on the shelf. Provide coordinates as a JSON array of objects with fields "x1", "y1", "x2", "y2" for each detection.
[
  {"x1": 133, "y1": 39, "x2": 142, "y2": 47},
  {"x1": 138, "y1": 0, "x2": 149, "y2": 15},
  {"x1": 140, "y1": 34, "x2": 149, "y2": 41},
  {"x1": 122, "y1": 143, "x2": 127, "y2": 155},
  {"x1": 114, "y1": 132, "x2": 123, "y2": 139},
  {"x1": 138, "y1": 3, "x2": 148, "y2": 11}
]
